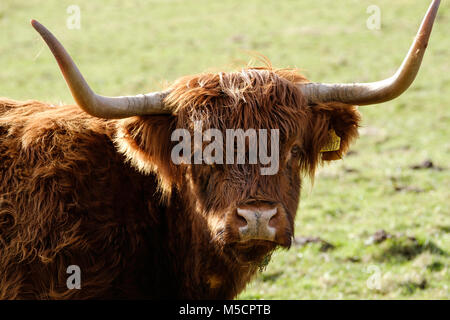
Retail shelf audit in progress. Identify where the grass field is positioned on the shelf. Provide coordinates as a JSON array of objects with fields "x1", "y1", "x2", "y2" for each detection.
[{"x1": 0, "y1": 0, "x2": 448, "y2": 299}]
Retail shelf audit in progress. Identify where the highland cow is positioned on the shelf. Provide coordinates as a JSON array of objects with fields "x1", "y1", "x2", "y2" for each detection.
[{"x1": 0, "y1": 1, "x2": 440, "y2": 299}]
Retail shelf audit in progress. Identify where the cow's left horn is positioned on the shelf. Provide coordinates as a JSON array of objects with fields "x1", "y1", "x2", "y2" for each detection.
[
  {"x1": 298, "y1": 0, "x2": 440, "y2": 106},
  {"x1": 31, "y1": 20, "x2": 171, "y2": 119}
]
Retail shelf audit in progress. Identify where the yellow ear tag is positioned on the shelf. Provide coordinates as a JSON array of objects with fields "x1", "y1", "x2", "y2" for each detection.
[{"x1": 320, "y1": 129, "x2": 341, "y2": 152}]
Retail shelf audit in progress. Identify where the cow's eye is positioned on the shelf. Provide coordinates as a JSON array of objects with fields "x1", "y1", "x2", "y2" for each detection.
[{"x1": 291, "y1": 145, "x2": 301, "y2": 157}]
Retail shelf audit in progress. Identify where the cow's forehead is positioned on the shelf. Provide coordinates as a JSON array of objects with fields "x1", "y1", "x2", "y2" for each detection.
[{"x1": 168, "y1": 67, "x2": 309, "y2": 135}]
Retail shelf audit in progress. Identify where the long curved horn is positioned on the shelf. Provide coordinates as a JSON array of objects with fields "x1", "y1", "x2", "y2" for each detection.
[
  {"x1": 31, "y1": 20, "x2": 171, "y2": 118},
  {"x1": 298, "y1": 0, "x2": 441, "y2": 106}
]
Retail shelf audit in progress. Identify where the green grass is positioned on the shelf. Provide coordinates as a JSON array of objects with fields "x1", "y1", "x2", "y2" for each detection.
[{"x1": 0, "y1": 0, "x2": 449, "y2": 299}]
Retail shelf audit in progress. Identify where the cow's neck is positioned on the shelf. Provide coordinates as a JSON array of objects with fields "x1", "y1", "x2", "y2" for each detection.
[{"x1": 153, "y1": 187, "x2": 260, "y2": 299}]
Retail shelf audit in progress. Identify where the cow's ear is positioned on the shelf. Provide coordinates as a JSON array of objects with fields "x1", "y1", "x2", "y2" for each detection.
[
  {"x1": 114, "y1": 115, "x2": 180, "y2": 197},
  {"x1": 305, "y1": 103, "x2": 361, "y2": 163}
]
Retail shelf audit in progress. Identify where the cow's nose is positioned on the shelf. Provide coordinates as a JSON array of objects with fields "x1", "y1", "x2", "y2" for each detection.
[{"x1": 236, "y1": 207, "x2": 278, "y2": 242}]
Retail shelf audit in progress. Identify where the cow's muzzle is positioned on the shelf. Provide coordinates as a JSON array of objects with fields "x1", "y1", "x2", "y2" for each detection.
[{"x1": 230, "y1": 202, "x2": 292, "y2": 247}]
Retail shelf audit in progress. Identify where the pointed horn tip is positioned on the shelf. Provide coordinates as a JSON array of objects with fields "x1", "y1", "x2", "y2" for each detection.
[
  {"x1": 31, "y1": 19, "x2": 46, "y2": 34},
  {"x1": 31, "y1": 20, "x2": 51, "y2": 37},
  {"x1": 30, "y1": 19, "x2": 39, "y2": 28}
]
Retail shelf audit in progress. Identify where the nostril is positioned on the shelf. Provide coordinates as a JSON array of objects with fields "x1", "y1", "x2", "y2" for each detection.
[
  {"x1": 268, "y1": 212, "x2": 278, "y2": 228},
  {"x1": 235, "y1": 212, "x2": 248, "y2": 228}
]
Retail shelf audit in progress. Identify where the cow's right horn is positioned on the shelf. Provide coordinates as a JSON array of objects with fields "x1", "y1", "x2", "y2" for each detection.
[
  {"x1": 31, "y1": 20, "x2": 171, "y2": 119},
  {"x1": 298, "y1": 0, "x2": 440, "y2": 106}
]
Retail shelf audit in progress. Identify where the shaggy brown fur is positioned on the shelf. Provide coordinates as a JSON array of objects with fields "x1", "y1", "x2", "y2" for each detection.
[{"x1": 0, "y1": 67, "x2": 360, "y2": 299}]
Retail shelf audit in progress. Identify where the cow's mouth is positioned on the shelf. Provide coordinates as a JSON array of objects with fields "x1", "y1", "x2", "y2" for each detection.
[{"x1": 224, "y1": 240, "x2": 278, "y2": 265}]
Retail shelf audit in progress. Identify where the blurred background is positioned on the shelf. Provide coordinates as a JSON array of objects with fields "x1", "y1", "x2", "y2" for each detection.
[{"x1": 0, "y1": 0, "x2": 448, "y2": 299}]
